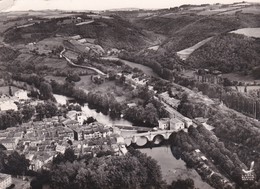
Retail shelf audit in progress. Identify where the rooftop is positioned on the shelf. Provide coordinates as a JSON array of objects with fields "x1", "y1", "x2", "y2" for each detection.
[{"x1": 0, "y1": 173, "x2": 11, "y2": 181}]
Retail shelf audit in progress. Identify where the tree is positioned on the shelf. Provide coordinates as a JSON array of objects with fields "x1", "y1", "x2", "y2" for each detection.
[
  {"x1": 5, "y1": 151, "x2": 29, "y2": 175},
  {"x1": 39, "y1": 82, "x2": 55, "y2": 101},
  {"x1": 223, "y1": 78, "x2": 233, "y2": 87},
  {"x1": 0, "y1": 144, "x2": 7, "y2": 151},
  {"x1": 9, "y1": 86, "x2": 13, "y2": 96},
  {"x1": 169, "y1": 178, "x2": 195, "y2": 189},
  {"x1": 66, "y1": 73, "x2": 81, "y2": 83},
  {"x1": 0, "y1": 151, "x2": 7, "y2": 172},
  {"x1": 143, "y1": 103, "x2": 159, "y2": 127},
  {"x1": 21, "y1": 105, "x2": 35, "y2": 122},
  {"x1": 48, "y1": 149, "x2": 165, "y2": 189},
  {"x1": 64, "y1": 148, "x2": 76, "y2": 163},
  {"x1": 36, "y1": 102, "x2": 58, "y2": 120},
  {"x1": 77, "y1": 54, "x2": 85, "y2": 65},
  {"x1": 84, "y1": 117, "x2": 97, "y2": 124}
]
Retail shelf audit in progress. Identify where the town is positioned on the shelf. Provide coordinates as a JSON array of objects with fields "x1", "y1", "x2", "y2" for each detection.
[{"x1": 0, "y1": 1, "x2": 260, "y2": 189}]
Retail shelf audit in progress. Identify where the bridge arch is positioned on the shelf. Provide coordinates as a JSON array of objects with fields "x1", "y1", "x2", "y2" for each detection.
[
  {"x1": 153, "y1": 134, "x2": 165, "y2": 145},
  {"x1": 135, "y1": 136, "x2": 148, "y2": 146}
]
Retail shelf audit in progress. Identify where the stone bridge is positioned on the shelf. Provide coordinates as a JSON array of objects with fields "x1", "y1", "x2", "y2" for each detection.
[{"x1": 124, "y1": 130, "x2": 175, "y2": 146}]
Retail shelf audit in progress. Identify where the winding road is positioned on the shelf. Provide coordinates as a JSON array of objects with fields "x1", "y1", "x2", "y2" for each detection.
[{"x1": 60, "y1": 49, "x2": 106, "y2": 76}]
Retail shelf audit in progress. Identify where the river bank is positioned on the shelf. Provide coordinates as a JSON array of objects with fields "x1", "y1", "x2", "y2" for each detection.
[{"x1": 140, "y1": 146, "x2": 213, "y2": 189}]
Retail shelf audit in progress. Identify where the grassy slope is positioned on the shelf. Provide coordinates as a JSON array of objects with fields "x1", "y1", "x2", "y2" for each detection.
[
  {"x1": 3, "y1": 15, "x2": 153, "y2": 51},
  {"x1": 136, "y1": 11, "x2": 260, "y2": 51}
]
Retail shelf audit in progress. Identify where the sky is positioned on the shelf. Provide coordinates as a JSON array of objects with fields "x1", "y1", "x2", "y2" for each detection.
[{"x1": 4, "y1": 0, "x2": 260, "y2": 11}]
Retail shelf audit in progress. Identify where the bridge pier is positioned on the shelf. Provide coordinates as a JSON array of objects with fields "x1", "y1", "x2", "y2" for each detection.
[
  {"x1": 147, "y1": 132, "x2": 154, "y2": 142},
  {"x1": 132, "y1": 135, "x2": 137, "y2": 144},
  {"x1": 164, "y1": 131, "x2": 171, "y2": 140}
]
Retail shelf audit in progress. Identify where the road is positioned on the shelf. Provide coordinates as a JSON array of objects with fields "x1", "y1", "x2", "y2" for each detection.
[{"x1": 60, "y1": 49, "x2": 106, "y2": 76}]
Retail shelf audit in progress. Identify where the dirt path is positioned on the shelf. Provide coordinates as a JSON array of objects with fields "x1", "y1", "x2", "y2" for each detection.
[{"x1": 60, "y1": 49, "x2": 106, "y2": 76}]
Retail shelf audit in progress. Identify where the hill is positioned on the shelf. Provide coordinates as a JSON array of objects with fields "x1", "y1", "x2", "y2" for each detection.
[
  {"x1": 186, "y1": 33, "x2": 260, "y2": 73},
  {"x1": 3, "y1": 14, "x2": 154, "y2": 51},
  {"x1": 133, "y1": 3, "x2": 260, "y2": 52}
]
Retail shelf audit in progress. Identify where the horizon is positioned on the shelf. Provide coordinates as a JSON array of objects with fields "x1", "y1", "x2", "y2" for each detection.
[{"x1": 2, "y1": 0, "x2": 260, "y2": 12}]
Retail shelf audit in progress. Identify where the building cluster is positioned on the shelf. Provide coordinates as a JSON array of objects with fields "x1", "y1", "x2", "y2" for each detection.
[
  {"x1": 116, "y1": 73, "x2": 149, "y2": 89},
  {"x1": 0, "y1": 111, "x2": 128, "y2": 172},
  {"x1": 158, "y1": 92, "x2": 180, "y2": 109},
  {"x1": 193, "y1": 69, "x2": 222, "y2": 84},
  {"x1": 187, "y1": 149, "x2": 234, "y2": 189},
  {"x1": 158, "y1": 118, "x2": 185, "y2": 131}
]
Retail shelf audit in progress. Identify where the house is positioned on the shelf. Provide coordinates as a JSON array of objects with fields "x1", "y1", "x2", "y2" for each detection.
[
  {"x1": 116, "y1": 136, "x2": 125, "y2": 144},
  {"x1": 0, "y1": 173, "x2": 12, "y2": 189},
  {"x1": 67, "y1": 111, "x2": 86, "y2": 125},
  {"x1": 242, "y1": 172, "x2": 255, "y2": 181},
  {"x1": 56, "y1": 127, "x2": 74, "y2": 141},
  {"x1": 183, "y1": 117, "x2": 193, "y2": 127},
  {"x1": 69, "y1": 125, "x2": 83, "y2": 141},
  {"x1": 56, "y1": 144, "x2": 67, "y2": 154},
  {"x1": 30, "y1": 152, "x2": 56, "y2": 171},
  {"x1": 158, "y1": 118, "x2": 170, "y2": 130},
  {"x1": 0, "y1": 138, "x2": 19, "y2": 151},
  {"x1": 158, "y1": 92, "x2": 180, "y2": 109},
  {"x1": 62, "y1": 119, "x2": 80, "y2": 127},
  {"x1": 201, "y1": 156, "x2": 208, "y2": 161},
  {"x1": 169, "y1": 118, "x2": 185, "y2": 131},
  {"x1": 195, "y1": 149, "x2": 201, "y2": 153},
  {"x1": 0, "y1": 131, "x2": 8, "y2": 140},
  {"x1": 70, "y1": 35, "x2": 81, "y2": 40},
  {"x1": 127, "y1": 103, "x2": 137, "y2": 108},
  {"x1": 195, "y1": 117, "x2": 208, "y2": 124},
  {"x1": 13, "y1": 131, "x2": 24, "y2": 140},
  {"x1": 76, "y1": 113, "x2": 84, "y2": 125}
]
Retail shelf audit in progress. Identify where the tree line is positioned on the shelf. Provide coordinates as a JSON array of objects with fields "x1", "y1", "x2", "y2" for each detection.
[
  {"x1": 170, "y1": 124, "x2": 258, "y2": 189},
  {"x1": 175, "y1": 75, "x2": 260, "y2": 120},
  {"x1": 177, "y1": 94, "x2": 260, "y2": 187},
  {"x1": 0, "y1": 105, "x2": 35, "y2": 130},
  {"x1": 119, "y1": 50, "x2": 183, "y2": 80}
]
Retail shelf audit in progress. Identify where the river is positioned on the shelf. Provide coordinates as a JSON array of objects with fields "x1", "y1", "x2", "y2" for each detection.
[
  {"x1": 54, "y1": 94, "x2": 132, "y2": 126},
  {"x1": 140, "y1": 146, "x2": 213, "y2": 189},
  {"x1": 54, "y1": 93, "x2": 211, "y2": 188}
]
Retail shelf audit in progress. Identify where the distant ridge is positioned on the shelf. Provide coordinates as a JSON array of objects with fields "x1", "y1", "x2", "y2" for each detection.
[
  {"x1": 106, "y1": 8, "x2": 141, "y2": 12},
  {"x1": 0, "y1": 0, "x2": 14, "y2": 11}
]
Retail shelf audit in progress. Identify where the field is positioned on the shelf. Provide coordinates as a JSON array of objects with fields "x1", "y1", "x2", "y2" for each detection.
[
  {"x1": 75, "y1": 75, "x2": 127, "y2": 102},
  {"x1": 231, "y1": 27, "x2": 260, "y2": 38},
  {"x1": 177, "y1": 37, "x2": 212, "y2": 60}
]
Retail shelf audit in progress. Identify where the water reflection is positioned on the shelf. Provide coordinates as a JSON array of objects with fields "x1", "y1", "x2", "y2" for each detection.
[
  {"x1": 140, "y1": 146, "x2": 213, "y2": 189},
  {"x1": 54, "y1": 94, "x2": 132, "y2": 126}
]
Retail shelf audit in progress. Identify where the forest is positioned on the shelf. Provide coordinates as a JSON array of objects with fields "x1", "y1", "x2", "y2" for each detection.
[{"x1": 187, "y1": 34, "x2": 260, "y2": 74}]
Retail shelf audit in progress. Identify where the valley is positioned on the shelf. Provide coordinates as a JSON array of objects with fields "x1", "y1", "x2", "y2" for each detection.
[{"x1": 0, "y1": 2, "x2": 260, "y2": 189}]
